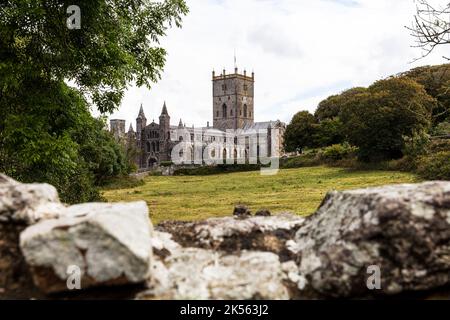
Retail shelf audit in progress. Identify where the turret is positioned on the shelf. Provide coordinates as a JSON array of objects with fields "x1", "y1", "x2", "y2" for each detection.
[
  {"x1": 136, "y1": 104, "x2": 147, "y2": 140},
  {"x1": 159, "y1": 101, "x2": 170, "y2": 141}
]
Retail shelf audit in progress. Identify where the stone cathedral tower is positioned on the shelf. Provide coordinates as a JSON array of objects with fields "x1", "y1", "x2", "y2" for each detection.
[{"x1": 212, "y1": 68, "x2": 254, "y2": 130}]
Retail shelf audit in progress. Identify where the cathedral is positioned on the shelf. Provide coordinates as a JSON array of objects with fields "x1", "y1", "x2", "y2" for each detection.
[{"x1": 110, "y1": 68, "x2": 286, "y2": 170}]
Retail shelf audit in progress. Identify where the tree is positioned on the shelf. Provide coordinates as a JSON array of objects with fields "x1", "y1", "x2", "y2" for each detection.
[
  {"x1": 314, "y1": 87, "x2": 366, "y2": 121},
  {"x1": 283, "y1": 111, "x2": 317, "y2": 153},
  {"x1": 0, "y1": 79, "x2": 130, "y2": 203},
  {"x1": 340, "y1": 77, "x2": 436, "y2": 161},
  {"x1": 399, "y1": 64, "x2": 450, "y2": 125},
  {"x1": 0, "y1": 0, "x2": 189, "y2": 113},
  {"x1": 408, "y1": 0, "x2": 450, "y2": 61},
  {"x1": 0, "y1": 1, "x2": 188, "y2": 202},
  {"x1": 311, "y1": 117, "x2": 345, "y2": 147}
]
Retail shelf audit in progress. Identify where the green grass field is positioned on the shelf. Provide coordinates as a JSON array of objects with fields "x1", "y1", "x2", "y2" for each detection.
[{"x1": 102, "y1": 166, "x2": 419, "y2": 224}]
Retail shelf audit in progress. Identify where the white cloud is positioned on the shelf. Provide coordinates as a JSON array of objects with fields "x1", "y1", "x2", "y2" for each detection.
[{"x1": 104, "y1": 0, "x2": 450, "y2": 127}]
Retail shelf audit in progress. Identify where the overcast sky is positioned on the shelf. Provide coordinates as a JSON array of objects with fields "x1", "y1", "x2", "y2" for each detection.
[{"x1": 105, "y1": 0, "x2": 449, "y2": 129}]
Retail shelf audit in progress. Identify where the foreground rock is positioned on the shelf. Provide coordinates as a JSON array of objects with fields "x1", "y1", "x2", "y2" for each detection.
[
  {"x1": 157, "y1": 213, "x2": 305, "y2": 261},
  {"x1": 139, "y1": 248, "x2": 294, "y2": 300},
  {"x1": 20, "y1": 202, "x2": 152, "y2": 294},
  {"x1": 0, "y1": 174, "x2": 65, "y2": 224},
  {"x1": 0, "y1": 174, "x2": 65, "y2": 298},
  {"x1": 2, "y1": 173, "x2": 450, "y2": 300},
  {"x1": 290, "y1": 181, "x2": 450, "y2": 298}
]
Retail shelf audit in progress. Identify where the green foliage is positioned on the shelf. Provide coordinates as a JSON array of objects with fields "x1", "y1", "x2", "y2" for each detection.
[
  {"x1": 402, "y1": 130, "x2": 430, "y2": 158},
  {"x1": 283, "y1": 111, "x2": 317, "y2": 152},
  {"x1": 0, "y1": 79, "x2": 131, "y2": 203},
  {"x1": 416, "y1": 151, "x2": 450, "y2": 180},
  {"x1": 0, "y1": 1, "x2": 187, "y2": 201},
  {"x1": 432, "y1": 122, "x2": 450, "y2": 136},
  {"x1": 173, "y1": 164, "x2": 264, "y2": 176},
  {"x1": 400, "y1": 64, "x2": 450, "y2": 125},
  {"x1": 340, "y1": 77, "x2": 436, "y2": 162},
  {"x1": 312, "y1": 117, "x2": 345, "y2": 147},
  {"x1": 318, "y1": 143, "x2": 358, "y2": 162},
  {"x1": 314, "y1": 87, "x2": 366, "y2": 121},
  {"x1": 0, "y1": 0, "x2": 189, "y2": 113}
]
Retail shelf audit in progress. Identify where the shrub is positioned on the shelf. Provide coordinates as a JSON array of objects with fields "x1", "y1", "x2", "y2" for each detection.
[
  {"x1": 318, "y1": 143, "x2": 358, "y2": 162},
  {"x1": 416, "y1": 151, "x2": 450, "y2": 180},
  {"x1": 173, "y1": 164, "x2": 264, "y2": 176},
  {"x1": 280, "y1": 153, "x2": 320, "y2": 169},
  {"x1": 432, "y1": 122, "x2": 450, "y2": 136}
]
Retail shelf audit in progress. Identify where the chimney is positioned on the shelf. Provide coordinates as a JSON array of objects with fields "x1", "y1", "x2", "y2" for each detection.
[
  {"x1": 207, "y1": 121, "x2": 210, "y2": 128},
  {"x1": 235, "y1": 67, "x2": 238, "y2": 74},
  {"x1": 212, "y1": 70, "x2": 215, "y2": 78},
  {"x1": 244, "y1": 69, "x2": 247, "y2": 77}
]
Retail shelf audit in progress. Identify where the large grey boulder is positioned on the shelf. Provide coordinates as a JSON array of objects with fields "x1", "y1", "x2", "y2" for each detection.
[
  {"x1": 20, "y1": 201, "x2": 152, "y2": 294},
  {"x1": 0, "y1": 174, "x2": 65, "y2": 299},
  {"x1": 140, "y1": 248, "x2": 293, "y2": 300},
  {"x1": 0, "y1": 174, "x2": 65, "y2": 224},
  {"x1": 289, "y1": 181, "x2": 450, "y2": 298},
  {"x1": 157, "y1": 213, "x2": 305, "y2": 261}
]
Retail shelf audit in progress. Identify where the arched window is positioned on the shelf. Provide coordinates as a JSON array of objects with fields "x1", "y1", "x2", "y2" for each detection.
[
  {"x1": 223, "y1": 148, "x2": 227, "y2": 160},
  {"x1": 222, "y1": 104, "x2": 227, "y2": 118},
  {"x1": 244, "y1": 104, "x2": 248, "y2": 118},
  {"x1": 230, "y1": 109, "x2": 233, "y2": 116},
  {"x1": 146, "y1": 142, "x2": 151, "y2": 152},
  {"x1": 151, "y1": 141, "x2": 156, "y2": 152},
  {"x1": 156, "y1": 141, "x2": 160, "y2": 152},
  {"x1": 216, "y1": 111, "x2": 219, "y2": 117},
  {"x1": 179, "y1": 136, "x2": 183, "y2": 142}
]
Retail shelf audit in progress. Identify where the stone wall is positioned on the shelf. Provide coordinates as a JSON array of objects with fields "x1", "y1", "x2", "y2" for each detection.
[{"x1": 1, "y1": 173, "x2": 450, "y2": 299}]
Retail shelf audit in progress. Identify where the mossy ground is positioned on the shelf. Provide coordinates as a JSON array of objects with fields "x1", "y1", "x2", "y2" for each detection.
[{"x1": 102, "y1": 166, "x2": 419, "y2": 224}]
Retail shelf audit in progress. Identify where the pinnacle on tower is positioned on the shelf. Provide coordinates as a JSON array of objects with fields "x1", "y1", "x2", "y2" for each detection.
[
  {"x1": 161, "y1": 101, "x2": 169, "y2": 115},
  {"x1": 178, "y1": 118, "x2": 183, "y2": 128},
  {"x1": 138, "y1": 104, "x2": 146, "y2": 119},
  {"x1": 128, "y1": 123, "x2": 134, "y2": 133}
]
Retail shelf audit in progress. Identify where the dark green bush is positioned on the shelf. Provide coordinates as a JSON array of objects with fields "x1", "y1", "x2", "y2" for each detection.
[
  {"x1": 173, "y1": 164, "x2": 264, "y2": 176},
  {"x1": 416, "y1": 151, "x2": 450, "y2": 180},
  {"x1": 318, "y1": 143, "x2": 358, "y2": 162}
]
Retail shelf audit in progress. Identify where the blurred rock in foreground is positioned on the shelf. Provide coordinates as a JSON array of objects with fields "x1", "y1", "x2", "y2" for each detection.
[{"x1": 0, "y1": 173, "x2": 449, "y2": 299}]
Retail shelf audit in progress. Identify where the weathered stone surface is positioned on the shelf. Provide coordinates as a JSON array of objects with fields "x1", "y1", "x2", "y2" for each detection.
[
  {"x1": 139, "y1": 248, "x2": 292, "y2": 300},
  {"x1": 289, "y1": 181, "x2": 450, "y2": 298},
  {"x1": 157, "y1": 214, "x2": 305, "y2": 261},
  {"x1": 0, "y1": 222, "x2": 45, "y2": 299},
  {"x1": 0, "y1": 174, "x2": 65, "y2": 224},
  {"x1": 151, "y1": 231, "x2": 181, "y2": 260},
  {"x1": 20, "y1": 201, "x2": 152, "y2": 294},
  {"x1": 0, "y1": 174, "x2": 63, "y2": 299},
  {"x1": 2, "y1": 173, "x2": 450, "y2": 300}
]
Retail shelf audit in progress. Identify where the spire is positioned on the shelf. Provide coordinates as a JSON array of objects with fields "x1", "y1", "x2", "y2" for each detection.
[
  {"x1": 178, "y1": 118, "x2": 183, "y2": 128},
  {"x1": 128, "y1": 123, "x2": 134, "y2": 133},
  {"x1": 138, "y1": 103, "x2": 146, "y2": 119},
  {"x1": 161, "y1": 101, "x2": 168, "y2": 115}
]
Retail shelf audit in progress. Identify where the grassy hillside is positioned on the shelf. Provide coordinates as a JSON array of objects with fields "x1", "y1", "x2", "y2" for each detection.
[{"x1": 102, "y1": 166, "x2": 419, "y2": 224}]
